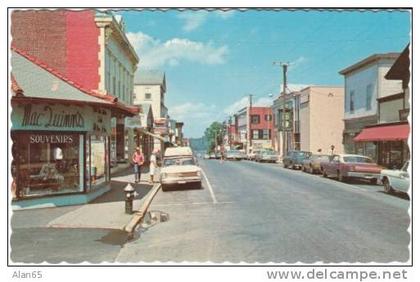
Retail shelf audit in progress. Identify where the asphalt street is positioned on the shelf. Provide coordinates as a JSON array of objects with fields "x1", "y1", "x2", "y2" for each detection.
[
  {"x1": 116, "y1": 159, "x2": 410, "y2": 263},
  {"x1": 11, "y1": 160, "x2": 410, "y2": 264}
]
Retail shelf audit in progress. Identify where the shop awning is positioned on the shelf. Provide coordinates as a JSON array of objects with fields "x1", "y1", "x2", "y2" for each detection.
[{"x1": 354, "y1": 123, "x2": 410, "y2": 142}]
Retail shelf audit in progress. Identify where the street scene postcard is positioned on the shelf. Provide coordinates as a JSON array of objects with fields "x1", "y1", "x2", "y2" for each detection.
[{"x1": 7, "y1": 6, "x2": 414, "y2": 275}]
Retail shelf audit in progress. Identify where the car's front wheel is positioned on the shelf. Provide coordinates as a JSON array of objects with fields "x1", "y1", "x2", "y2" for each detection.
[{"x1": 383, "y1": 178, "x2": 393, "y2": 193}]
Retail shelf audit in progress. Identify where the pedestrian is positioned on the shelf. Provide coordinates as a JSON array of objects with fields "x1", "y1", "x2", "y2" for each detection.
[
  {"x1": 132, "y1": 147, "x2": 144, "y2": 183},
  {"x1": 149, "y1": 149, "x2": 158, "y2": 185}
]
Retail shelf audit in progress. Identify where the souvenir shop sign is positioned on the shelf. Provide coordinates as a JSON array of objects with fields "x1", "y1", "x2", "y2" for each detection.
[{"x1": 12, "y1": 104, "x2": 111, "y2": 132}]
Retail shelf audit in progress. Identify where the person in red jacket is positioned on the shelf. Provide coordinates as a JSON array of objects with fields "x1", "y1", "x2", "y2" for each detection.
[{"x1": 132, "y1": 147, "x2": 144, "y2": 183}]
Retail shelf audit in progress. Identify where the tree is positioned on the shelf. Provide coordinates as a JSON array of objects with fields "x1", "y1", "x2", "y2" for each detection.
[{"x1": 204, "y1": 121, "x2": 224, "y2": 153}]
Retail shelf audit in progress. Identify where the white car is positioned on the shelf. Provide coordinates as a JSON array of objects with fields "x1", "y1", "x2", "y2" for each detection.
[
  {"x1": 160, "y1": 147, "x2": 202, "y2": 191},
  {"x1": 380, "y1": 161, "x2": 410, "y2": 193}
]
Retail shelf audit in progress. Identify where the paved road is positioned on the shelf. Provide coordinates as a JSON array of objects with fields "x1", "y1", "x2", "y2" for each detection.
[
  {"x1": 10, "y1": 160, "x2": 410, "y2": 263},
  {"x1": 117, "y1": 159, "x2": 410, "y2": 263}
]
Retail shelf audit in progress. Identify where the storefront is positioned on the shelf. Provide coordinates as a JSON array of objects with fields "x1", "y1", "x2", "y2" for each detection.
[
  {"x1": 11, "y1": 103, "x2": 112, "y2": 203},
  {"x1": 10, "y1": 47, "x2": 139, "y2": 209},
  {"x1": 353, "y1": 122, "x2": 409, "y2": 168}
]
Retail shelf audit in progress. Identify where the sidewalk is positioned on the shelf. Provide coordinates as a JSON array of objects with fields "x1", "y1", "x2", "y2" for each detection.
[{"x1": 32, "y1": 168, "x2": 155, "y2": 230}]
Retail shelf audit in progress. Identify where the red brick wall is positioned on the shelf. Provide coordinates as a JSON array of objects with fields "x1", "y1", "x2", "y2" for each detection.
[
  {"x1": 66, "y1": 10, "x2": 100, "y2": 91},
  {"x1": 250, "y1": 107, "x2": 273, "y2": 130},
  {"x1": 11, "y1": 10, "x2": 100, "y2": 91},
  {"x1": 11, "y1": 10, "x2": 67, "y2": 75}
]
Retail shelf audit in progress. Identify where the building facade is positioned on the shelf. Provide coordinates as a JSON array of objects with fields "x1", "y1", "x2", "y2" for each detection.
[
  {"x1": 299, "y1": 86, "x2": 345, "y2": 154},
  {"x1": 352, "y1": 46, "x2": 410, "y2": 168},
  {"x1": 249, "y1": 107, "x2": 273, "y2": 151},
  {"x1": 11, "y1": 48, "x2": 138, "y2": 209},
  {"x1": 11, "y1": 10, "x2": 139, "y2": 167},
  {"x1": 133, "y1": 70, "x2": 169, "y2": 152},
  {"x1": 272, "y1": 92, "x2": 301, "y2": 157},
  {"x1": 339, "y1": 53, "x2": 402, "y2": 161}
]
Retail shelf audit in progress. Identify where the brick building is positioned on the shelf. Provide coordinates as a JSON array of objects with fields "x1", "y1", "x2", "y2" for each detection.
[{"x1": 12, "y1": 10, "x2": 139, "y2": 166}]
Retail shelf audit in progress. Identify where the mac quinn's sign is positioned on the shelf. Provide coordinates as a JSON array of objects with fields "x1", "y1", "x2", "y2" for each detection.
[{"x1": 12, "y1": 104, "x2": 111, "y2": 132}]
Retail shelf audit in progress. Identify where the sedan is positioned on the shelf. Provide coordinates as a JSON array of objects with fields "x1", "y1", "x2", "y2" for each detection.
[
  {"x1": 380, "y1": 161, "x2": 410, "y2": 193},
  {"x1": 226, "y1": 150, "x2": 243, "y2": 161},
  {"x1": 283, "y1": 150, "x2": 312, "y2": 169},
  {"x1": 320, "y1": 154, "x2": 382, "y2": 184},
  {"x1": 302, "y1": 154, "x2": 330, "y2": 174},
  {"x1": 255, "y1": 150, "x2": 278, "y2": 163}
]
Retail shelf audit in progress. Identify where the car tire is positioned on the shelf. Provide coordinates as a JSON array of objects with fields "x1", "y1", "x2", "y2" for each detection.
[
  {"x1": 302, "y1": 165, "x2": 306, "y2": 172},
  {"x1": 383, "y1": 178, "x2": 394, "y2": 193},
  {"x1": 338, "y1": 171, "x2": 346, "y2": 182},
  {"x1": 161, "y1": 185, "x2": 167, "y2": 192},
  {"x1": 322, "y1": 168, "x2": 327, "y2": 178},
  {"x1": 370, "y1": 178, "x2": 377, "y2": 185}
]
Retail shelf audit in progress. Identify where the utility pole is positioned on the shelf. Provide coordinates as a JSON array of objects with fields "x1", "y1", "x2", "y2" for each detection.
[
  {"x1": 248, "y1": 94, "x2": 253, "y2": 154},
  {"x1": 273, "y1": 62, "x2": 289, "y2": 158}
]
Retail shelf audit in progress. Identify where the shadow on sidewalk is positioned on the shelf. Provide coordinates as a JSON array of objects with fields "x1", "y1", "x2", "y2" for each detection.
[{"x1": 92, "y1": 167, "x2": 153, "y2": 204}]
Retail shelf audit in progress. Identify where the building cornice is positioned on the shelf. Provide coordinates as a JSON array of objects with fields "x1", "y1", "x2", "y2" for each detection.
[{"x1": 95, "y1": 14, "x2": 139, "y2": 65}]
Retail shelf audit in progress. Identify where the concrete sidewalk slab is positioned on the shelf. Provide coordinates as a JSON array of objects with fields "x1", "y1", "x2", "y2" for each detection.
[{"x1": 46, "y1": 170, "x2": 154, "y2": 230}]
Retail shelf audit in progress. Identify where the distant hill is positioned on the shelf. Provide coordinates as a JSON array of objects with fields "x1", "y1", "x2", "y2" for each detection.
[{"x1": 189, "y1": 136, "x2": 209, "y2": 152}]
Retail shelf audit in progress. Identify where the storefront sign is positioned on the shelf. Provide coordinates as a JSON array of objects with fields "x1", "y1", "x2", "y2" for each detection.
[
  {"x1": 29, "y1": 134, "x2": 74, "y2": 144},
  {"x1": 12, "y1": 104, "x2": 111, "y2": 133},
  {"x1": 21, "y1": 105, "x2": 84, "y2": 128}
]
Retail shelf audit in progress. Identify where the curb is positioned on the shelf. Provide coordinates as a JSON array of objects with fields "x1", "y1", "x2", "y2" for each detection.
[{"x1": 123, "y1": 183, "x2": 161, "y2": 236}]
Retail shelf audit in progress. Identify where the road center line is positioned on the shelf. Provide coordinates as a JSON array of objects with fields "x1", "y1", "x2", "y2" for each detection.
[{"x1": 201, "y1": 169, "x2": 218, "y2": 204}]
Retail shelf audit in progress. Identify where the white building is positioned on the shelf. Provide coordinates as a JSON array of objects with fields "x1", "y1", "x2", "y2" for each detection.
[
  {"x1": 134, "y1": 70, "x2": 169, "y2": 151},
  {"x1": 339, "y1": 52, "x2": 402, "y2": 159},
  {"x1": 95, "y1": 12, "x2": 139, "y2": 164}
]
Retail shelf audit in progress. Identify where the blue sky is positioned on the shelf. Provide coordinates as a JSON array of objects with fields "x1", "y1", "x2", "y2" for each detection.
[{"x1": 120, "y1": 9, "x2": 411, "y2": 138}]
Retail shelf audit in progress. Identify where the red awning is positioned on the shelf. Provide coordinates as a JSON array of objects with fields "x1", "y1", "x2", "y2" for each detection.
[{"x1": 354, "y1": 123, "x2": 410, "y2": 142}]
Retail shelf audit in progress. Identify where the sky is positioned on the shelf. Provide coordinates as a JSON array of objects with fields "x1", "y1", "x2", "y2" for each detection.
[{"x1": 119, "y1": 9, "x2": 411, "y2": 138}]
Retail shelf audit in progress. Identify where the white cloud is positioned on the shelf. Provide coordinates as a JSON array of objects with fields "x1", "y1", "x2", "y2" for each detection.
[
  {"x1": 223, "y1": 83, "x2": 310, "y2": 116},
  {"x1": 223, "y1": 96, "x2": 276, "y2": 116},
  {"x1": 177, "y1": 10, "x2": 235, "y2": 32},
  {"x1": 169, "y1": 102, "x2": 220, "y2": 138},
  {"x1": 127, "y1": 31, "x2": 228, "y2": 69},
  {"x1": 289, "y1": 56, "x2": 307, "y2": 71},
  {"x1": 177, "y1": 12, "x2": 208, "y2": 32}
]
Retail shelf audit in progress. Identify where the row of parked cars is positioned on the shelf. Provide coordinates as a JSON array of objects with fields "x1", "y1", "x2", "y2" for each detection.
[{"x1": 282, "y1": 150, "x2": 410, "y2": 194}]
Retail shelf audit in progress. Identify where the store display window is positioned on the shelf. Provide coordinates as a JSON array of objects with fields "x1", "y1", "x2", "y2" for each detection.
[
  {"x1": 11, "y1": 132, "x2": 84, "y2": 199},
  {"x1": 87, "y1": 135, "x2": 110, "y2": 189}
]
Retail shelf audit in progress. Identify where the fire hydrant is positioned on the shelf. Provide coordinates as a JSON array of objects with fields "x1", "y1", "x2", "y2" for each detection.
[{"x1": 124, "y1": 183, "x2": 136, "y2": 214}]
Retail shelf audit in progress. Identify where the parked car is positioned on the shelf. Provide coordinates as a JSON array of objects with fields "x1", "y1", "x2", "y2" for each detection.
[
  {"x1": 160, "y1": 146, "x2": 202, "y2": 191},
  {"x1": 283, "y1": 150, "x2": 312, "y2": 169},
  {"x1": 302, "y1": 154, "x2": 331, "y2": 174},
  {"x1": 237, "y1": 150, "x2": 247, "y2": 160},
  {"x1": 209, "y1": 153, "x2": 216, "y2": 159},
  {"x1": 204, "y1": 153, "x2": 210, "y2": 159},
  {"x1": 320, "y1": 154, "x2": 382, "y2": 184},
  {"x1": 380, "y1": 161, "x2": 410, "y2": 193},
  {"x1": 247, "y1": 150, "x2": 259, "y2": 161},
  {"x1": 226, "y1": 150, "x2": 242, "y2": 160},
  {"x1": 255, "y1": 150, "x2": 278, "y2": 163}
]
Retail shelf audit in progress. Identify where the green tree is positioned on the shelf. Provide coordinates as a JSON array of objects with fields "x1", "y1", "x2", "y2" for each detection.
[{"x1": 204, "y1": 121, "x2": 224, "y2": 153}]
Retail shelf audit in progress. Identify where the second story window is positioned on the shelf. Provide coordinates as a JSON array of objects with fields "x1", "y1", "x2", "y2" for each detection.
[
  {"x1": 265, "y1": 114, "x2": 272, "y2": 121},
  {"x1": 366, "y1": 84, "x2": 373, "y2": 110},
  {"x1": 145, "y1": 93, "x2": 152, "y2": 100},
  {"x1": 251, "y1": 115, "x2": 260, "y2": 124},
  {"x1": 350, "y1": 90, "x2": 355, "y2": 113}
]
